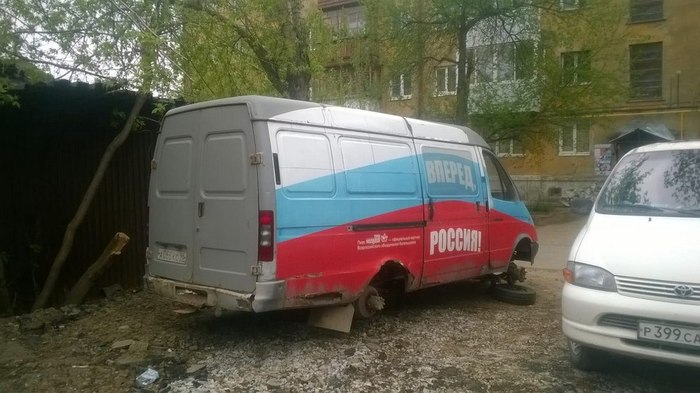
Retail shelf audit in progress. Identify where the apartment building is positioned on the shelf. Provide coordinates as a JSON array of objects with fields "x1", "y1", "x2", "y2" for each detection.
[
  {"x1": 508, "y1": 0, "x2": 700, "y2": 201},
  {"x1": 315, "y1": 0, "x2": 700, "y2": 201}
]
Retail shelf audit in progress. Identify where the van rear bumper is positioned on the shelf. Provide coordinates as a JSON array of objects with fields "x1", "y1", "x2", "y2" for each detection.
[{"x1": 145, "y1": 276, "x2": 286, "y2": 313}]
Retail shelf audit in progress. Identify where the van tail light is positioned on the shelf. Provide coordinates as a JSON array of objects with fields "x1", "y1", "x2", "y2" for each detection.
[{"x1": 258, "y1": 210, "x2": 274, "y2": 262}]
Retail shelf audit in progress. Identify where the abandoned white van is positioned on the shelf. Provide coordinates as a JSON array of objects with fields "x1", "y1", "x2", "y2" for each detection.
[
  {"x1": 145, "y1": 96, "x2": 538, "y2": 326},
  {"x1": 562, "y1": 141, "x2": 700, "y2": 369}
]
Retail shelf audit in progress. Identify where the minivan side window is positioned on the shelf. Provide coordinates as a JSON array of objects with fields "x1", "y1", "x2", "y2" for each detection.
[
  {"x1": 483, "y1": 150, "x2": 518, "y2": 201},
  {"x1": 276, "y1": 131, "x2": 336, "y2": 196}
]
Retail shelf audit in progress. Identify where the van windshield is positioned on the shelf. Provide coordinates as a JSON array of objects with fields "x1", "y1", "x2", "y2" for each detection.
[{"x1": 596, "y1": 148, "x2": 700, "y2": 217}]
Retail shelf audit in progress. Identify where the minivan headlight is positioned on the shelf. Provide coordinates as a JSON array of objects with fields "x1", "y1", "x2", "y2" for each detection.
[{"x1": 564, "y1": 262, "x2": 617, "y2": 291}]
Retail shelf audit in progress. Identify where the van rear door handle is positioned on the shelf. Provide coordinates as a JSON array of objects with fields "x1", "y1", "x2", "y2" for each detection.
[{"x1": 198, "y1": 202, "x2": 204, "y2": 217}]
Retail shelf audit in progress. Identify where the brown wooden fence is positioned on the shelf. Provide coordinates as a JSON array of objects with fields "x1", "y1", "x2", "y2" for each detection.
[{"x1": 0, "y1": 81, "x2": 161, "y2": 311}]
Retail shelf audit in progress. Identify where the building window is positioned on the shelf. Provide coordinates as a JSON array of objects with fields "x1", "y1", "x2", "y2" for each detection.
[
  {"x1": 435, "y1": 65, "x2": 457, "y2": 96},
  {"x1": 561, "y1": 0, "x2": 585, "y2": 10},
  {"x1": 323, "y1": 5, "x2": 365, "y2": 37},
  {"x1": 630, "y1": 0, "x2": 663, "y2": 23},
  {"x1": 561, "y1": 51, "x2": 591, "y2": 85},
  {"x1": 559, "y1": 120, "x2": 590, "y2": 155},
  {"x1": 473, "y1": 45, "x2": 494, "y2": 83},
  {"x1": 630, "y1": 42, "x2": 662, "y2": 99},
  {"x1": 494, "y1": 138, "x2": 525, "y2": 157},
  {"x1": 470, "y1": 41, "x2": 534, "y2": 84},
  {"x1": 390, "y1": 74, "x2": 412, "y2": 101}
]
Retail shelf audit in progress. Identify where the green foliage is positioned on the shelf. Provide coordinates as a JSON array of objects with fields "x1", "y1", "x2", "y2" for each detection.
[
  {"x1": 365, "y1": 0, "x2": 631, "y2": 146},
  {"x1": 180, "y1": 0, "x2": 327, "y2": 101},
  {"x1": 469, "y1": 0, "x2": 630, "y2": 144},
  {"x1": 151, "y1": 101, "x2": 170, "y2": 116},
  {"x1": 0, "y1": 59, "x2": 53, "y2": 106},
  {"x1": 311, "y1": 0, "x2": 396, "y2": 105},
  {"x1": 1, "y1": 0, "x2": 179, "y2": 95}
]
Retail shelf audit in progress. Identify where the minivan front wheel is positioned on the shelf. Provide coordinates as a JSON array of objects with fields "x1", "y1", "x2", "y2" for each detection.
[{"x1": 567, "y1": 339, "x2": 605, "y2": 371}]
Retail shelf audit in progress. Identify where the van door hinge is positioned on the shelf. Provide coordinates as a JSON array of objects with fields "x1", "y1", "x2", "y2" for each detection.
[
  {"x1": 249, "y1": 152, "x2": 263, "y2": 165},
  {"x1": 151, "y1": 159, "x2": 157, "y2": 170},
  {"x1": 251, "y1": 265, "x2": 262, "y2": 276}
]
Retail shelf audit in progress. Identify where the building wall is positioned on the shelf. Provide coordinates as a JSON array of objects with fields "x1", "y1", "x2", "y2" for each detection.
[
  {"x1": 490, "y1": 0, "x2": 700, "y2": 201},
  {"x1": 317, "y1": 0, "x2": 700, "y2": 202}
]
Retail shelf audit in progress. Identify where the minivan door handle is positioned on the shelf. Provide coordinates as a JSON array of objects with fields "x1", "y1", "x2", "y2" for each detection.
[{"x1": 198, "y1": 202, "x2": 204, "y2": 217}]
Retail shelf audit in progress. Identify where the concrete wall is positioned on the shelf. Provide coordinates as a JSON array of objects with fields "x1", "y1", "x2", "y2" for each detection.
[{"x1": 512, "y1": 174, "x2": 606, "y2": 204}]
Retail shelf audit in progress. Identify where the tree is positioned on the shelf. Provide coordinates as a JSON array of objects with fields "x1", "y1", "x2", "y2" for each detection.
[
  {"x1": 1, "y1": 0, "x2": 339, "y2": 309},
  {"x1": 0, "y1": 59, "x2": 53, "y2": 105},
  {"x1": 370, "y1": 0, "x2": 535, "y2": 125},
  {"x1": 371, "y1": 0, "x2": 630, "y2": 147},
  {"x1": 180, "y1": 0, "x2": 330, "y2": 101},
  {"x1": 1, "y1": 0, "x2": 175, "y2": 309},
  {"x1": 467, "y1": 0, "x2": 631, "y2": 147}
]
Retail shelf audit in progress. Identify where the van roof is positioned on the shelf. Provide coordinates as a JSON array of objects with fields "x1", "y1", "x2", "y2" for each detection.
[{"x1": 165, "y1": 95, "x2": 488, "y2": 148}]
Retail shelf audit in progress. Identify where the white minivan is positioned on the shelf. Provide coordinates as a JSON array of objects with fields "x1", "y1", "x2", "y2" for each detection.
[{"x1": 562, "y1": 141, "x2": 700, "y2": 369}]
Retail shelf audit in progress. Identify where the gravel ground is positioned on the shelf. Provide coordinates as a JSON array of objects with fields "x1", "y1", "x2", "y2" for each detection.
[{"x1": 1, "y1": 267, "x2": 699, "y2": 392}]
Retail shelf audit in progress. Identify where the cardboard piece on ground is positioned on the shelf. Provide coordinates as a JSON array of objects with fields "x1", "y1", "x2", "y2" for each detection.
[{"x1": 307, "y1": 304, "x2": 354, "y2": 333}]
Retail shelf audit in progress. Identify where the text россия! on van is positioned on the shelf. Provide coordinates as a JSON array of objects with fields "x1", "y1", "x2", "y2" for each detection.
[{"x1": 145, "y1": 96, "x2": 538, "y2": 330}]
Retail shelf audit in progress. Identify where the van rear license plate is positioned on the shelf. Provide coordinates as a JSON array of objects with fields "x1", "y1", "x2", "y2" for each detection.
[
  {"x1": 157, "y1": 248, "x2": 187, "y2": 264},
  {"x1": 638, "y1": 322, "x2": 700, "y2": 348}
]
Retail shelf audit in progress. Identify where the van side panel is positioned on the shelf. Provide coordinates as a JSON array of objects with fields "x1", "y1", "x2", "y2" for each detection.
[
  {"x1": 414, "y1": 141, "x2": 490, "y2": 284},
  {"x1": 272, "y1": 127, "x2": 425, "y2": 303},
  {"x1": 278, "y1": 208, "x2": 425, "y2": 303}
]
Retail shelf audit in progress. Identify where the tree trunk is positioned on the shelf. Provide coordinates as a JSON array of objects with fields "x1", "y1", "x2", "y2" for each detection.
[
  {"x1": 32, "y1": 94, "x2": 147, "y2": 311},
  {"x1": 65, "y1": 232, "x2": 130, "y2": 306},
  {"x1": 455, "y1": 22, "x2": 471, "y2": 126},
  {"x1": 284, "y1": 0, "x2": 311, "y2": 101}
]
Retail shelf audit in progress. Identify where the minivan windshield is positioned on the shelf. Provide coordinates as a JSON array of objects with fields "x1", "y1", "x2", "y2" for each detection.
[{"x1": 596, "y1": 148, "x2": 700, "y2": 217}]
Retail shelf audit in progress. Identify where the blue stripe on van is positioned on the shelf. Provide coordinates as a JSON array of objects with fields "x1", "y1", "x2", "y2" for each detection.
[
  {"x1": 276, "y1": 156, "x2": 423, "y2": 242},
  {"x1": 276, "y1": 153, "x2": 497, "y2": 242},
  {"x1": 491, "y1": 199, "x2": 534, "y2": 225}
]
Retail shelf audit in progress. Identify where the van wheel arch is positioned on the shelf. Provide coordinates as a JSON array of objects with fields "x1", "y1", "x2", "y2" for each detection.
[
  {"x1": 511, "y1": 236, "x2": 534, "y2": 263},
  {"x1": 356, "y1": 260, "x2": 413, "y2": 316},
  {"x1": 370, "y1": 260, "x2": 413, "y2": 289}
]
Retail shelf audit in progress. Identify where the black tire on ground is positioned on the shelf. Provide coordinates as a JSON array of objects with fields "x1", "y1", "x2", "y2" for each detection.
[
  {"x1": 567, "y1": 339, "x2": 606, "y2": 371},
  {"x1": 491, "y1": 283, "x2": 536, "y2": 305},
  {"x1": 354, "y1": 285, "x2": 380, "y2": 319}
]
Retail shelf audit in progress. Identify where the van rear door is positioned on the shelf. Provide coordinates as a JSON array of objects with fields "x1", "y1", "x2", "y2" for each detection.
[{"x1": 148, "y1": 104, "x2": 259, "y2": 293}]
